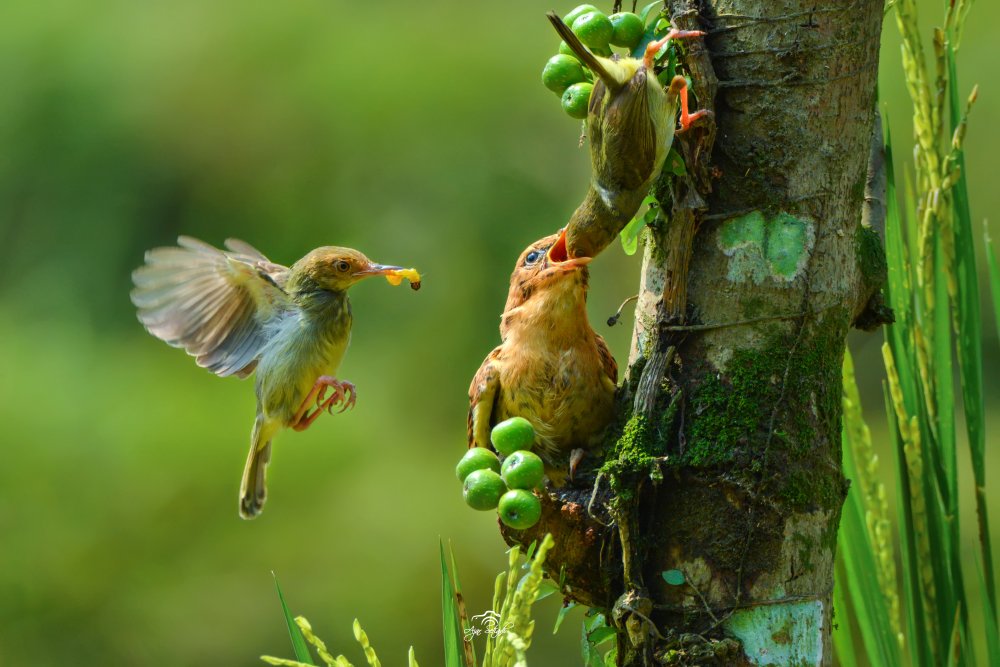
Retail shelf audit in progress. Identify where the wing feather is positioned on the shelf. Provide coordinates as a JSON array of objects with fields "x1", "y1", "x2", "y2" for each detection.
[
  {"x1": 467, "y1": 347, "x2": 503, "y2": 449},
  {"x1": 131, "y1": 237, "x2": 292, "y2": 378},
  {"x1": 595, "y1": 334, "x2": 618, "y2": 385}
]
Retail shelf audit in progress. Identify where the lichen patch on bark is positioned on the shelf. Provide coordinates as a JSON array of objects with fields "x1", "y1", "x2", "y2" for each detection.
[
  {"x1": 717, "y1": 212, "x2": 815, "y2": 284},
  {"x1": 723, "y1": 599, "x2": 825, "y2": 666}
]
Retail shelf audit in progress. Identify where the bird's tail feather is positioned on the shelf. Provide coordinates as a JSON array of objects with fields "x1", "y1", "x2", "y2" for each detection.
[
  {"x1": 546, "y1": 11, "x2": 616, "y2": 87},
  {"x1": 239, "y1": 418, "x2": 273, "y2": 519}
]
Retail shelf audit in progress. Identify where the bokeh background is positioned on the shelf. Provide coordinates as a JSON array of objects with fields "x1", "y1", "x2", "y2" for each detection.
[{"x1": 0, "y1": 1, "x2": 996, "y2": 664}]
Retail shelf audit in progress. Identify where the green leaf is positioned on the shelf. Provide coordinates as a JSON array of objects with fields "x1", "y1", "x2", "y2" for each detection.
[
  {"x1": 832, "y1": 560, "x2": 859, "y2": 667},
  {"x1": 448, "y1": 544, "x2": 475, "y2": 667},
  {"x1": 837, "y1": 377, "x2": 901, "y2": 667},
  {"x1": 439, "y1": 541, "x2": 464, "y2": 667},
  {"x1": 665, "y1": 147, "x2": 686, "y2": 176},
  {"x1": 975, "y1": 552, "x2": 1000, "y2": 666},
  {"x1": 588, "y1": 626, "x2": 617, "y2": 646},
  {"x1": 631, "y1": 14, "x2": 666, "y2": 58},
  {"x1": 272, "y1": 574, "x2": 315, "y2": 666},
  {"x1": 947, "y1": 42, "x2": 996, "y2": 620},
  {"x1": 619, "y1": 195, "x2": 656, "y2": 256},
  {"x1": 619, "y1": 218, "x2": 643, "y2": 255},
  {"x1": 535, "y1": 578, "x2": 559, "y2": 602},
  {"x1": 580, "y1": 621, "x2": 605, "y2": 667},
  {"x1": 987, "y1": 224, "x2": 1000, "y2": 343},
  {"x1": 887, "y1": 383, "x2": 933, "y2": 667},
  {"x1": 584, "y1": 610, "x2": 606, "y2": 632},
  {"x1": 554, "y1": 601, "x2": 576, "y2": 635},
  {"x1": 639, "y1": 1, "x2": 662, "y2": 25},
  {"x1": 662, "y1": 569, "x2": 685, "y2": 586}
]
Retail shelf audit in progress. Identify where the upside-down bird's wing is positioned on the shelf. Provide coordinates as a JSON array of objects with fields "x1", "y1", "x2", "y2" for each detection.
[{"x1": 130, "y1": 236, "x2": 292, "y2": 378}]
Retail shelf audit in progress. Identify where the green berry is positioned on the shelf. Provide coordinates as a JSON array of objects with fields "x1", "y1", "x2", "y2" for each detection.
[
  {"x1": 561, "y1": 82, "x2": 593, "y2": 120},
  {"x1": 463, "y1": 469, "x2": 507, "y2": 511},
  {"x1": 498, "y1": 489, "x2": 542, "y2": 530},
  {"x1": 490, "y1": 417, "x2": 535, "y2": 456},
  {"x1": 563, "y1": 4, "x2": 600, "y2": 27},
  {"x1": 542, "y1": 54, "x2": 587, "y2": 95},
  {"x1": 501, "y1": 450, "x2": 545, "y2": 490},
  {"x1": 609, "y1": 12, "x2": 645, "y2": 49},
  {"x1": 571, "y1": 11, "x2": 613, "y2": 50},
  {"x1": 456, "y1": 447, "x2": 501, "y2": 482}
]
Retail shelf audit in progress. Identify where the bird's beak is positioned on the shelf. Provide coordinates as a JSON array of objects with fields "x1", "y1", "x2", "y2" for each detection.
[
  {"x1": 547, "y1": 229, "x2": 591, "y2": 269},
  {"x1": 354, "y1": 262, "x2": 405, "y2": 277}
]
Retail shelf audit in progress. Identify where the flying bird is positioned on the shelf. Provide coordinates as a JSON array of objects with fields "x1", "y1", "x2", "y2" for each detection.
[{"x1": 131, "y1": 236, "x2": 418, "y2": 518}]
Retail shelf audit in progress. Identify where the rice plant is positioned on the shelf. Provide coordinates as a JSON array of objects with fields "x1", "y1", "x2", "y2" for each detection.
[
  {"x1": 833, "y1": 0, "x2": 999, "y2": 664},
  {"x1": 262, "y1": 535, "x2": 555, "y2": 667}
]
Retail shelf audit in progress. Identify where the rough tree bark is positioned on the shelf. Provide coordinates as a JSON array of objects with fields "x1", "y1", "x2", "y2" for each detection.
[{"x1": 503, "y1": 0, "x2": 888, "y2": 665}]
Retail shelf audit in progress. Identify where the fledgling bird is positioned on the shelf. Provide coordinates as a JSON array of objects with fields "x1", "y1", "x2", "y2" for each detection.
[
  {"x1": 130, "y1": 237, "x2": 418, "y2": 519},
  {"x1": 547, "y1": 12, "x2": 711, "y2": 258},
  {"x1": 467, "y1": 230, "x2": 618, "y2": 481}
]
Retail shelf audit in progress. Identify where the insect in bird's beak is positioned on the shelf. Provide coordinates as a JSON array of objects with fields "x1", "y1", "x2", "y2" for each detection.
[
  {"x1": 355, "y1": 262, "x2": 422, "y2": 290},
  {"x1": 547, "y1": 229, "x2": 592, "y2": 270}
]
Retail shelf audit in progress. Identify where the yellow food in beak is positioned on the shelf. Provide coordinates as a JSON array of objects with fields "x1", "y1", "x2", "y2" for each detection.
[{"x1": 384, "y1": 267, "x2": 422, "y2": 290}]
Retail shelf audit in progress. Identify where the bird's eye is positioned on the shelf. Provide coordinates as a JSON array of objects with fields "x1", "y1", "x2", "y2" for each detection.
[
  {"x1": 336, "y1": 260, "x2": 351, "y2": 272},
  {"x1": 524, "y1": 250, "x2": 542, "y2": 265}
]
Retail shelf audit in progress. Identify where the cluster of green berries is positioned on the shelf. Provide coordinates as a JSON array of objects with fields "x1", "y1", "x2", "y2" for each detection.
[
  {"x1": 456, "y1": 417, "x2": 543, "y2": 530},
  {"x1": 541, "y1": 5, "x2": 646, "y2": 119}
]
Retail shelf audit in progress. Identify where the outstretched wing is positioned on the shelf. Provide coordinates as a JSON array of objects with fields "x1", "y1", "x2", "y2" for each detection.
[
  {"x1": 130, "y1": 236, "x2": 292, "y2": 378},
  {"x1": 467, "y1": 346, "x2": 502, "y2": 449}
]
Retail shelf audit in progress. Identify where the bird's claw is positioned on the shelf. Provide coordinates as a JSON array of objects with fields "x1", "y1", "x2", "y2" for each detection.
[
  {"x1": 292, "y1": 377, "x2": 356, "y2": 431},
  {"x1": 316, "y1": 379, "x2": 356, "y2": 414},
  {"x1": 679, "y1": 109, "x2": 713, "y2": 132},
  {"x1": 667, "y1": 75, "x2": 713, "y2": 132},
  {"x1": 643, "y1": 28, "x2": 706, "y2": 68}
]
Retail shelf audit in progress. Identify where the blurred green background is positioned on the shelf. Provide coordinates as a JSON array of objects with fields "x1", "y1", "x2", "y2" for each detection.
[{"x1": 0, "y1": 1, "x2": 996, "y2": 664}]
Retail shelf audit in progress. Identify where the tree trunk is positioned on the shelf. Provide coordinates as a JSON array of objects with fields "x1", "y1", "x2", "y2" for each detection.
[{"x1": 505, "y1": 0, "x2": 887, "y2": 664}]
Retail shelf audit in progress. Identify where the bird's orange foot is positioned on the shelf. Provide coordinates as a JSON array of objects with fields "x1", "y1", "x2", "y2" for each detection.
[
  {"x1": 667, "y1": 75, "x2": 712, "y2": 132},
  {"x1": 643, "y1": 28, "x2": 706, "y2": 69},
  {"x1": 291, "y1": 376, "x2": 356, "y2": 431},
  {"x1": 317, "y1": 378, "x2": 356, "y2": 414}
]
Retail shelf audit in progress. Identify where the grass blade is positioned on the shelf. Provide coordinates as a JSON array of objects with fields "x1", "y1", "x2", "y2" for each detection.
[
  {"x1": 886, "y1": 381, "x2": 932, "y2": 667},
  {"x1": 986, "y1": 224, "x2": 1000, "y2": 339},
  {"x1": 946, "y1": 42, "x2": 996, "y2": 619},
  {"x1": 832, "y1": 560, "x2": 860, "y2": 667},
  {"x1": 975, "y1": 553, "x2": 1000, "y2": 666},
  {"x1": 837, "y1": 450, "x2": 897, "y2": 666},
  {"x1": 272, "y1": 574, "x2": 316, "y2": 666},
  {"x1": 837, "y1": 350, "x2": 902, "y2": 664},
  {"x1": 448, "y1": 544, "x2": 476, "y2": 667},
  {"x1": 439, "y1": 540, "x2": 465, "y2": 667}
]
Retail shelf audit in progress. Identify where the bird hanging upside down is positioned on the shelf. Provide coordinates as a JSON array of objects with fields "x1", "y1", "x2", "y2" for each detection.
[
  {"x1": 130, "y1": 237, "x2": 419, "y2": 519},
  {"x1": 547, "y1": 11, "x2": 712, "y2": 258},
  {"x1": 467, "y1": 230, "x2": 618, "y2": 482}
]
